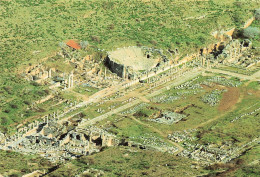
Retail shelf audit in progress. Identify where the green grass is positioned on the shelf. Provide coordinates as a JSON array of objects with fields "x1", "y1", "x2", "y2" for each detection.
[
  {"x1": 247, "y1": 81, "x2": 260, "y2": 90},
  {"x1": 233, "y1": 145, "x2": 260, "y2": 177},
  {"x1": 0, "y1": 0, "x2": 257, "y2": 70},
  {"x1": 131, "y1": 75, "x2": 223, "y2": 133}
]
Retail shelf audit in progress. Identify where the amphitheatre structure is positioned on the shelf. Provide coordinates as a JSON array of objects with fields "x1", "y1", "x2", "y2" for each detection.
[{"x1": 106, "y1": 47, "x2": 160, "y2": 79}]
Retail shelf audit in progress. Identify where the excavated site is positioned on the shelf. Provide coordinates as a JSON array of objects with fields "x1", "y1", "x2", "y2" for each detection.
[{"x1": 0, "y1": 14, "x2": 259, "y2": 176}]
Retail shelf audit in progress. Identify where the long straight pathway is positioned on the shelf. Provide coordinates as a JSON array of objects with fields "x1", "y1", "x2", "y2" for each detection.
[
  {"x1": 207, "y1": 68, "x2": 260, "y2": 81},
  {"x1": 79, "y1": 69, "x2": 202, "y2": 127}
]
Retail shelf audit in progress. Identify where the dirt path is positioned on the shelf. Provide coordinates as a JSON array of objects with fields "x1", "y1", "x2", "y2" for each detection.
[{"x1": 129, "y1": 116, "x2": 184, "y2": 155}]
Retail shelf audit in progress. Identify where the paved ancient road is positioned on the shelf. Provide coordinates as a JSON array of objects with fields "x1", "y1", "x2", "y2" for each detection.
[
  {"x1": 79, "y1": 69, "x2": 202, "y2": 127},
  {"x1": 206, "y1": 68, "x2": 260, "y2": 81}
]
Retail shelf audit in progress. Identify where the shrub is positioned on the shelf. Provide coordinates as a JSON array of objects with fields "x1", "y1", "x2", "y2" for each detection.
[
  {"x1": 91, "y1": 36, "x2": 100, "y2": 43},
  {"x1": 1, "y1": 117, "x2": 9, "y2": 125},
  {"x1": 4, "y1": 109, "x2": 10, "y2": 113},
  {"x1": 243, "y1": 27, "x2": 260, "y2": 39},
  {"x1": 3, "y1": 86, "x2": 13, "y2": 94},
  {"x1": 150, "y1": 40, "x2": 157, "y2": 45},
  {"x1": 59, "y1": 42, "x2": 66, "y2": 48},
  {"x1": 80, "y1": 41, "x2": 89, "y2": 49},
  {"x1": 23, "y1": 100, "x2": 30, "y2": 105},
  {"x1": 10, "y1": 104, "x2": 18, "y2": 109},
  {"x1": 30, "y1": 81, "x2": 40, "y2": 86}
]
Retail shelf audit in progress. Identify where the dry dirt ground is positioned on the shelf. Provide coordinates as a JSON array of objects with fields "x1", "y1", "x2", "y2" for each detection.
[{"x1": 218, "y1": 87, "x2": 240, "y2": 112}]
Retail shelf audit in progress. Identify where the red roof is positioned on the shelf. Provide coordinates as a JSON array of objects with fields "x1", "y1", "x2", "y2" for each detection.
[{"x1": 66, "y1": 40, "x2": 81, "y2": 50}]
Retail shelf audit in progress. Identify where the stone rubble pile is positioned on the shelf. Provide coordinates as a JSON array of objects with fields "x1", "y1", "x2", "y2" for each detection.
[
  {"x1": 0, "y1": 117, "x2": 119, "y2": 163},
  {"x1": 174, "y1": 77, "x2": 202, "y2": 90},
  {"x1": 150, "y1": 94, "x2": 181, "y2": 103},
  {"x1": 121, "y1": 103, "x2": 148, "y2": 115},
  {"x1": 178, "y1": 137, "x2": 260, "y2": 165},
  {"x1": 201, "y1": 90, "x2": 224, "y2": 106},
  {"x1": 168, "y1": 129, "x2": 197, "y2": 143},
  {"x1": 150, "y1": 111, "x2": 186, "y2": 125},
  {"x1": 77, "y1": 168, "x2": 105, "y2": 177},
  {"x1": 128, "y1": 133, "x2": 179, "y2": 154},
  {"x1": 203, "y1": 76, "x2": 242, "y2": 87}
]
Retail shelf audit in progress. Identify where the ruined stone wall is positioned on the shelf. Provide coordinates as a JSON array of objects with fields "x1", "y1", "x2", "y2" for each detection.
[{"x1": 105, "y1": 56, "x2": 125, "y2": 78}]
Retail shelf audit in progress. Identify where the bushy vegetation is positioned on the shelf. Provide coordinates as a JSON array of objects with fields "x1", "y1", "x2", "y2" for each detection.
[
  {"x1": 48, "y1": 147, "x2": 207, "y2": 176},
  {"x1": 0, "y1": 75, "x2": 49, "y2": 133},
  {"x1": 0, "y1": 150, "x2": 53, "y2": 176}
]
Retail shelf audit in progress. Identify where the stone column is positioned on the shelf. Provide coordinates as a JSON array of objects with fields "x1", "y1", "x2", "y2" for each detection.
[
  {"x1": 68, "y1": 76, "x2": 71, "y2": 88},
  {"x1": 71, "y1": 73, "x2": 74, "y2": 88},
  {"x1": 48, "y1": 69, "x2": 52, "y2": 78},
  {"x1": 123, "y1": 65, "x2": 126, "y2": 79}
]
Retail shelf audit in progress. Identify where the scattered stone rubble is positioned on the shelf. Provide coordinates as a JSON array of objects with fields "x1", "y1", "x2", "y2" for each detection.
[
  {"x1": 174, "y1": 77, "x2": 203, "y2": 90},
  {"x1": 168, "y1": 129, "x2": 197, "y2": 143},
  {"x1": 178, "y1": 137, "x2": 260, "y2": 166},
  {"x1": 121, "y1": 103, "x2": 148, "y2": 115},
  {"x1": 201, "y1": 89, "x2": 224, "y2": 106},
  {"x1": 77, "y1": 168, "x2": 105, "y2": 177},
  {"x1": 217, "y1": 39, "x2": 252, "y2": 64},
  {"x1": 150, "y1": 94, "x2": 181, "y2": 103},
  {"x1": 203, "y1": 76, "x2": 242, "y2": 87},
  {"x1": 128, "y1": 133, "x2": 178, "y2": 153},
  {"x1": 151, "y1": 111, "x2": 186, "y2": 124},
  {"x1": 0, "y1": 116, "x2": 119, "y2": 163}
]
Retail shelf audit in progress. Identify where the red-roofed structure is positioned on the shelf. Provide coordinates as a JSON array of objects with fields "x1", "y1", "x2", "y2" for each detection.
[{"x1": 66, "y1": 40, "x2": 81, "y2": 50}]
